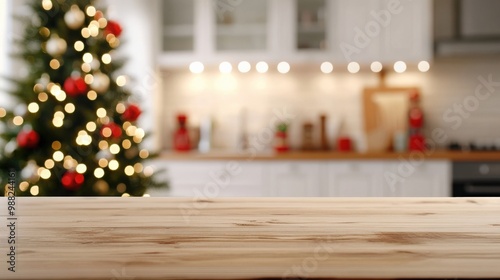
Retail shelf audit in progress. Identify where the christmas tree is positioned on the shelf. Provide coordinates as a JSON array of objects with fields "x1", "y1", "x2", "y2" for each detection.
[{"x1": 0, "y1": 0, "x2": 166, "y2": 196}]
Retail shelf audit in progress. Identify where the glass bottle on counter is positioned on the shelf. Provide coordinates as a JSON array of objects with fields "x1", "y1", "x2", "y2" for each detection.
[
  {"x1": 198, "y1": 115, "x2": 212, "y2": 153},
  {"x1": 173, "y1": 114, "x2": 191, "y2": 151}
]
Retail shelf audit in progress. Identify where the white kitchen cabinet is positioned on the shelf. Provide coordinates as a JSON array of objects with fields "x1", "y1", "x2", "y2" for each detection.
[
  {"x1": 333, "y1": 0, "x2": 432, "y2": 64},
  {"x1": 266, "y1": 162, "x2": 325, "y2": 196},
  {"x1": 148, "y1": 159, "x2": 451, "y2": 198},
  {"x1": 286, "y1": 0, "x2": 335, "y2": 63},
  {"x1": 327, "y1": 160, "x2": 450, "y2": 197},
  {"x1": 327, "y1": 161, "x2": 385, "y2": 197},
  {"x1": 382, "y1": 160, "x2": 451, "y2": 197},
  {"x1": 295, "y1": 0, "x2": 328, "y2": 51},
  {"x1": 215, "y1": 0, "x2": 268, "y2": 51},
  {"x1": 148, "y1": 160, "x2": 265, "y2": 197},
  {"x1": 158, "y1": 0, "x2": 278, "y2": 67},
  {"x1": 162, "y1": 0, "x2": 195, "y2": 52},
  {"x1": 333, "y1": 0, "x2": 383, "y2": 64},
  {"x1": 379, "y1": 0, "x2": 432, "y2": 63},
  {"x1": 156, "y1": 0, "x2": 433, "y2": 67}
]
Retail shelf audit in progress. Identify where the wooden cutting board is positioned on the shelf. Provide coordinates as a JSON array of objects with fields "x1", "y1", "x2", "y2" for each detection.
[{"x1": 1, "y1": 197, "x2": 500, "y2": 279}]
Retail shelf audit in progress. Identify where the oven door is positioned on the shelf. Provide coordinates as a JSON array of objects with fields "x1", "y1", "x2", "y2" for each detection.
[{"x1": 453, "y1": 181, "x2": 500, "y2": 197}]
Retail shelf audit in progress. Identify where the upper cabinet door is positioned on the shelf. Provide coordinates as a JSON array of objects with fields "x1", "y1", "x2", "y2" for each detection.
[
  {"x1": 295, "y1": 0, "x2": 328, "y2": 51},
  {"x1": 157, "y1": 0, "x2": 433, "y2": 67},
  {"x1": 333, "y1": 0, "x2": 432, "y2": 64},
  {"x1": 214, "y1": 0, "x2": 268, "y2": 52},
  {"x1": 382, "y1": 161, "x2": 451, "y2": 197},
  {"x1": 333, "y1": 0, "x2": 383, "y2": 63},
  {"x1": 267, "y1": 162, "x2": 324, "y2": 197},
  {"x1": 162, "y1": 0, "x2": 195, "y2": 52},
  {"x1": 379, "y1": 0, "x2": 432, "y2": 63}
]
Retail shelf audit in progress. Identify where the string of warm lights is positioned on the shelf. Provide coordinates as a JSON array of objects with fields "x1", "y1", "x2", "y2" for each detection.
[{"x1": 189, "y1": 60, "x2": 431, "y2": 74}]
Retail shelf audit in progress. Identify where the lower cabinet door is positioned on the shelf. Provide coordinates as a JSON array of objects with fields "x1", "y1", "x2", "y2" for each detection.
[
  {"x1": 149, "y1": 159, "x2": 451, "y2": 198},
  {"x1": 327, "y1": 162, "x2": 385, "y2": 197},
  {"x1": 267, "y1": 162, "x2": 324, "y2": 197},
  {"x1": 382, "y1": 160, "x2": 451, "y2": 197},
  {"x1": 148, "y1": 160, "x2": 264, "y2": 197}
]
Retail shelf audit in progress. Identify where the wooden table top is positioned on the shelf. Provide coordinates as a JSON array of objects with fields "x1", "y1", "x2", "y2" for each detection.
[
  {"x1": 1, "y1": 197, "x2": 500, "y2": 279},
  {"x1": 159, "y1": 150, "x2": 500, "y2": 161}
]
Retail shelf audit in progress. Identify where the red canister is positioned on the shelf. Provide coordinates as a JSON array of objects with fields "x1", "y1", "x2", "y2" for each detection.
[{"x1": 337, "y1": 137, "x2": 352, "y2": 152}]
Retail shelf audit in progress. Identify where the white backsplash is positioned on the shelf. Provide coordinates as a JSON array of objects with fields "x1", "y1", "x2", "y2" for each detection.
[{"x1": 160, "y1": 56, "x2": 500, "y2": 151}]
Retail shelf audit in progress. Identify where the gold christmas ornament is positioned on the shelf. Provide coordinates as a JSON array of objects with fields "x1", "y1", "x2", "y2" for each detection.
[
  {"x1": 64, "y1": 5, "x2": 86, "y2": 30},
  {"x1": 21, "y1": 160, "x2": 40, "y2": 182},
  {"x1": 93, "y1": 179, "x2": 109, "y2": 195},
  {"x1": 4, "y1": 140, "x2": 17, "y2": 156},
  {"x1": 45, "y1": 35, "x2": 67, "y2": 57},
  {"x1": 125, "y1": 147, "x2": 138, "y2": 159},
  {"x1": 90, "y1": 72, "x2": 110, "y2": 93}
]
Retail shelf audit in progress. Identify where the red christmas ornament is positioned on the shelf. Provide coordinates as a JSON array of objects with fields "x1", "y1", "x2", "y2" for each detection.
[
  {"x1": 122, "y1": 104, "x2": 141, "y2": 122},
  {"x1": 105, "y1": 20, "x2": 122, "y2": 37},
  {"x1": 100, "y1": 122, "x2": 122, "y2": 138},
  {"x1": 61, "y1": 171, "x2": 85, "y2": 191},
  {"x1": 63, "y1": 77, "x2": 87, "y2": 96},
  {"x1": 17, "y1": 129, "x2": 40, "y2": 149}
]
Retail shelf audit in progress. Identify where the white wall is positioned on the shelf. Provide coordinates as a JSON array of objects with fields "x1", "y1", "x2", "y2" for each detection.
[
  {"x1": 160, "y1": 68, "x2": 378, "y2": 151},
  {"x1": 0, "y1": 0, "x2": 29, "y2": 109},
  {"x1": 160, "y1": 55, "x2": 500, "y2": 151},
  {"x1": 0, "y1": 0, "x2": 12, "y2": 107},
  {"x1": 104, "y1": 0, "x2": 162, "y2": 151},
  {"x1": 388, "y1": 56, "x2": 500, "y2": 147}
]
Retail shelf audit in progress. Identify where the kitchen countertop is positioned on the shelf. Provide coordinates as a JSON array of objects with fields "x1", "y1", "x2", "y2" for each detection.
[
  {"x1": 2, "y1": 197, "x2": 500, "y2": 279},
  {"x1": 159, "y1": 150, "x2": 500, "y2": 161}
]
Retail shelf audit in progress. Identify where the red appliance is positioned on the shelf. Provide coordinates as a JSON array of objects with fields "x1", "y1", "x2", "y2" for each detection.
[
  {"x1": 408, "y1": 91, "x2": 425, "y2": 151},
  {"x1": 173, "y1": 114, "x2": 191, "y2": 151}
]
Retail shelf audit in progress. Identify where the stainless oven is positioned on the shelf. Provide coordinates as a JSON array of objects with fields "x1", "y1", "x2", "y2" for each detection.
[{"x1": 453, "y1": 162, "x2": 500, "y2": 197}]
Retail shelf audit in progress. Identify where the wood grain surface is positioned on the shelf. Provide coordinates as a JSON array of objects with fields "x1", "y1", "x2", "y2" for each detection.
[{"x1": 1, "y1": 197, "x2": 500, "y2": 279}]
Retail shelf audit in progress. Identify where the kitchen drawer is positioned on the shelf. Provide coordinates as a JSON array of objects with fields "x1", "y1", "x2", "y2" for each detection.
[
  {"x1": 157, "y1": 161, "x2": 265, "y2": 185},
  {"x1": 383, "y1": 160, "x2": 451, "y2": 197},
  {"x1": 266, "y1": 162, "x2": 325, "y2": 197},
  {"x1": 170, "y1": 183, "x2": 263, "y2": 197},
  {"x1": 327, "y1": 162, "x2": 385, "y2": 197}
]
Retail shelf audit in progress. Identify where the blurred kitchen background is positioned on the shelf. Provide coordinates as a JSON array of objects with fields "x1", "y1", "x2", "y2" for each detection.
[
  {"x1": 158, "y1": 0, "x2": 500, "y2": 153},
  {"x1": 2, "y1": 0, "x2": 500, "y2": 197}
]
